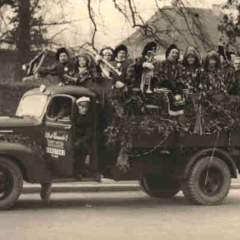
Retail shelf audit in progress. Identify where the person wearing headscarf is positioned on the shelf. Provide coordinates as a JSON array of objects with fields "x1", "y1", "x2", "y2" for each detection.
[
  {"x1": 127, "y1": 41, "x2": 159, "y2": 93},
  {"x1": 38, "y1": 47, "x2": 76, "y2": 84},
  {"x1": 203, "y1": 50, "x2": 227, "y2": 99},
  {"x1": 181, "y1": 46, "x2": 204, "y2": 94}
]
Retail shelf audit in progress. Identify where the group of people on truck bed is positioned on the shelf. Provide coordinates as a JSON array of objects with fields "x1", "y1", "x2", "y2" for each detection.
[{"x1": 35, "y1": 42, "x2": 240, "y2": 107}]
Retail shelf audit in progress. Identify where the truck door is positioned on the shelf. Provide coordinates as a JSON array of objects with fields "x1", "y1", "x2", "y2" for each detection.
[{"x1": 43, "y1": 94, "x2": 75, "y2": 177}]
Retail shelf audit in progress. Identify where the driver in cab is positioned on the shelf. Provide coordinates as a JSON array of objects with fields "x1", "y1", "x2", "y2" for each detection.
[{"x1": 53, "y1": 103, "x2": 71, "y2": 121}]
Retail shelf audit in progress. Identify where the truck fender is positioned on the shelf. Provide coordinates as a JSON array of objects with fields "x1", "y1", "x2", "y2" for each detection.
[
  {"x1": 0, "y1": 142, "x2": 51, "y2": 183},
  {"x1": 182, "y1": 148, "x2": 238, "y2": 179}
]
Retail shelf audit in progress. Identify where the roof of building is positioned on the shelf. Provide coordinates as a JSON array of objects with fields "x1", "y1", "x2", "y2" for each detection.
[{"x1": 121, "y1": 6, "x2": 222, "y2": 58}]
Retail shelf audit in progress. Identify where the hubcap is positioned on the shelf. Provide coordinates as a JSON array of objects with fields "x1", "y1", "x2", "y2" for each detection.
[{"x1": 0, "y1": 168, "x2": 13, "y2": 200}]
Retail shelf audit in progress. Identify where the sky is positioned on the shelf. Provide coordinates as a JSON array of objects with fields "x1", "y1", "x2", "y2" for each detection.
[{"x1": 44, "y1": 0, "x2": 228, "y2": 50}]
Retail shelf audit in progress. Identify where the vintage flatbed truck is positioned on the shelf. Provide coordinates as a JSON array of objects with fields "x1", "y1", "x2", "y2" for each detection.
[{"x1": 0, "y1": 83, "x2": 239, "y2": 210}]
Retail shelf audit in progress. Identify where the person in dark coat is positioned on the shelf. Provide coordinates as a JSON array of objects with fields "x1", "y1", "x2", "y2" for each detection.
[
  {"x1": 112, "y1": 44, "x2": 133, "y2": 87},
  {"x1": 181, "y1": 46, "x2": 206, "y2": 111},
  {"x1": 218, "y1": 44, "x2": 235, "y2": 84},
  {"x1": 203, "y1": 50, "x2": 227, "y2": 101},
  {"x1": 95, "y1": 46, "x2": 115, "y2": 74},
  {"x1": 225, "y1": 57, "x2": 240, "y2": 95},
  {"x1": 38, "y1": 47, "x2": 76, "y2": 84},
  {"x1": 74, "y1": 96, "x2": 93, "y2": 178},
  {"x1": 95, "y1": 46, "x2": 115, "y2": 84},
  {"x1": 156, "y1": 44, "x2": 184, "y2": 93},
  {"x1": 155, "y1": 44, "x2": 185, "y2": 116},
  {"x1": 127, "y1": 41, "x2": 159, "y2": 93},
  {"x1": 181, "y1": 46, "x2": 203, "y2": 93}
]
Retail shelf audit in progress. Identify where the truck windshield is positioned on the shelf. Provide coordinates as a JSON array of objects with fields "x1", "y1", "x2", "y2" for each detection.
[{"x1": 16, "y1": 95, "x2": 48, "y2": 118}]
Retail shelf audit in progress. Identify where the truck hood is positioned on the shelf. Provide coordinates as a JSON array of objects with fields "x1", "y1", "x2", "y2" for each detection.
[{"x1": 0, "y1": 116, "x2": 40, "y2": 128}]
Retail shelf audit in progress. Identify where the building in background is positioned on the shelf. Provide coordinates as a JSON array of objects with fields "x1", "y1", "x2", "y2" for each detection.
[{"x1": 121, "y1": 4, "x2": 222, "y2": 58}]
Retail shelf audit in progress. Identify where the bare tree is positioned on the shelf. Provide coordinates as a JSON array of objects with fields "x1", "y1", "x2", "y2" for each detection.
[
  {"x1": 218, "y1": 0, "x2": 240, "y2": 55},
  {"x1": 17, "y1": 0, "x2": 31, "y2": 63},
  {"x1": 0, "y1": 0, "x2": 73, "y2": 80},
  {"x1": 83, "y1": 0, "x2": 213, "y2": 53},
  {"x1": 0, "y1": 0, "x2": 14, "y2": 8},
  {"x1": 87, "y1": 0, "x2": 98, "y2": 51}
]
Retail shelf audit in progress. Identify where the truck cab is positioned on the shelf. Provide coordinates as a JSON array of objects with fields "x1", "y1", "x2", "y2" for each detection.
[{"x1": 18, "y1": 85, "x2": 100, "y2": 177}]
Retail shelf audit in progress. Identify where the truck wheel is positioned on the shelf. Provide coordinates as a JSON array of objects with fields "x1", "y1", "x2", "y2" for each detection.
[
  {"x1": 181, "y1": 156, "x2": 231, "y2": 205},
  {"x1": 140, "y1": 174, "x2": 180, "y2": 198},
  {"x1": 0, "y1": 158, "x2": 23, "y2": 210},
  {"x1": 139, "y1": 179, "x2": 152, "y2": 196}
]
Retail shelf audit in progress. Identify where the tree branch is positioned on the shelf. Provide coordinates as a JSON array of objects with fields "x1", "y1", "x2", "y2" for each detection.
[
  {"x1": 0, "y1": 9, "x2": 7, "y2": 26},
  {"x1": 31, "y1": 18, "x2": 89, "y2": 27},
  {"x1": 0, "y1": 0, "x2": 14, "y2": 8},
  {"x1": 127, "y1": 0, "x2": 140, "y2": 27},
  {"x1": 112, "y1": 0, "x2": 131, "y2": 25},
  {"x1": 154, "y1": 0, "x2": 213, "y2": 50},
  {"x1": 87, "y1": 0, "x2": 97, "y2": 51},
  {"x1": 174, "y1": 0, "x2": 213, "y2": 49},
  {"x1": 111, "y1": 0, "x2": 165, "y2": 47},
  {"x1": 49, "y1": 27, "x2": 67, "y2": 40}
]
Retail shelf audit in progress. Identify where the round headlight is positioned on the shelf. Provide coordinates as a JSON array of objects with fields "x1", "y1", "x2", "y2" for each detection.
[
  {"x1": 22, "y1": 64, "x2": 27, "y2": 71},
  {"x1": 39, "y1": 84, "x2": 46, "y2": 92}
]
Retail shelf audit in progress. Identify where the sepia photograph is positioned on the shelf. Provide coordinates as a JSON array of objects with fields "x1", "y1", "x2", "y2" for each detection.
[{"x1": 1, "y1": 0, "x2": 240, "y2": 239}]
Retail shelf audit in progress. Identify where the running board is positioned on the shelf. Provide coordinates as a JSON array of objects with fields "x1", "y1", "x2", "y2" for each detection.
[{"x1": 52, "y1": 177, "x2": 102, "y2": 183}]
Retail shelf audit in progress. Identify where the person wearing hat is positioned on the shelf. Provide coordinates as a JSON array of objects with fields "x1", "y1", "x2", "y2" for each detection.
[
  {"x1": 74, "y1": 96, "x2": 93, "y2": 178},
  {"x1": 112, "y1": 44, "x2": 133, "y2": 87},
  {"x1": 155, "y1": 44, "x2": 186, "y2": 116},
  {"x1": 156, "y1": 44, "x2": 183, "y2": 93},
  {"x1": 38, "y1": 47, "x2": 76, "y2": 85},
  {"x1": 114, "y1": 44, "x2": 128, "y2": 62},
  {"x1": 127, "y1": 41, "x2": 158, "y2": 93},
  {"x1": 93, "y1": 44, "x2": 132, "y2": 92}
]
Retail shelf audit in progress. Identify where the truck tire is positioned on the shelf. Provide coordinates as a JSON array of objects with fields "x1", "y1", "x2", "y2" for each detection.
[
  {"x1": 0, "y1": 157, "x2": 23, "y2": 210},
  {"x1": 139, "y1": 178, "x2": 152, "y2": 196},
  {"x1": 140, "y1": 174, "x2": 180, "y2": 198},
  {"x1": 181, "y1": 156, "x2": 231, "y2": 205}
]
